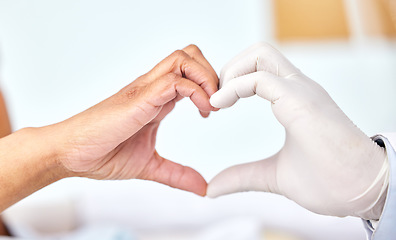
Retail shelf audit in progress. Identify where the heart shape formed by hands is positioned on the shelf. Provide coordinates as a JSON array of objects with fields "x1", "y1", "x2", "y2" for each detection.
[
  {"x1": 0, "y1": 43, "x2": 389, "y2": 220},
  {"x1": 58, "y1": 42, "x2": 388, "y2": 219}
]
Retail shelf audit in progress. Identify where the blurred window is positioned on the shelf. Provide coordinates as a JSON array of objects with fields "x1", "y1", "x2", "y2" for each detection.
[
  {"x1": 359, "y1": 0, "x2": 396, "y2": 37},
  {"x1": 273, "y1": 0, "x2": 396, "y2": 41},
  {"x1": 274, "y1": 0, "x2": 350, "y2": 41}
]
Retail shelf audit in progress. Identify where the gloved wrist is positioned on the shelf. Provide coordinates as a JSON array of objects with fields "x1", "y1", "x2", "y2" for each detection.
[
  {"x1": 368, "y1": 186, "x2": 388, "y2": 221},
  {"x1": 354, "y1": 155, "x2": 389, "y2": 220}
]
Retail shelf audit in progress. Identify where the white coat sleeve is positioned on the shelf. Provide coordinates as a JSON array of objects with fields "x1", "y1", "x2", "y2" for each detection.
[{"x1": 363, "y1": 133, "x2": 396, "y2": 240}]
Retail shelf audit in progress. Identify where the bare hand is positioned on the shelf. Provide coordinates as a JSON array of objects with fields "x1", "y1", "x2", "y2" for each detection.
[{"x1": 53, "y1": 45, "x2": 218, "y2": 196}]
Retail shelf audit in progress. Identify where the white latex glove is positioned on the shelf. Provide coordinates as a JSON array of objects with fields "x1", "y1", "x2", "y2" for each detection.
[{"x1": 208, "y1": 43, "x2": 389, "y2": 220}]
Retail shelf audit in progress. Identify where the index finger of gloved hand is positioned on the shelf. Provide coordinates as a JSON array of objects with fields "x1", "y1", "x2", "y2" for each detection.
[
  {"x1": 207, "y1": 156, "x2": 279, "y2": 198},
  {"x1": 220, "y1": 42, "x2": 300, "y2": 88},
  {"x1": 210, "y1": 71, "x2": 283, "y2": 108},
  {"x1": 149, "y1": 49, "x2": 218, "y2": 104},
  {"x1": 182, "y1": 44, "x2": 219, "y2": 96}
]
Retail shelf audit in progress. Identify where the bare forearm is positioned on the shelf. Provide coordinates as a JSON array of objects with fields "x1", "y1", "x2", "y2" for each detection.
[
  {"x1": 0, "y1": 92, "x2": 11, "y2": 137},
  {"x1": 0, "y1": 127, "x2": 69, "y2": 212},
  {"x1": 0, "y1": 91, "x2": 13, "y2": 235}
]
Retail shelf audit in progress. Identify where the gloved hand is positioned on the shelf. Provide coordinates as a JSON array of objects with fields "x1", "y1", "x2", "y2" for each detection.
[{"x1": 208, "y1": 43, "x2": 389, "y2": 220}]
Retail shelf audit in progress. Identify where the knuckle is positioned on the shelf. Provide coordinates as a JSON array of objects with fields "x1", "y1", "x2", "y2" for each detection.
[
  {"x1": 171, "y1": 49, "x2": 188, "y2": 59},
  {"x1": 185, "y1": 44, "x2": 202, "y2": 54}
]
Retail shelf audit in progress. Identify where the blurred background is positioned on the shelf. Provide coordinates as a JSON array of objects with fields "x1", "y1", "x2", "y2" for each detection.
[{"x1": 0, "y1": 0, "x2": 395, "y2": 239}]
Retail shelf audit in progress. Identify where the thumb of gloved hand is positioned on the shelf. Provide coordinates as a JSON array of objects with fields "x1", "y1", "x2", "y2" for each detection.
[{"x1": 208, "y1": 43, "x2": 389, "y2": 220}]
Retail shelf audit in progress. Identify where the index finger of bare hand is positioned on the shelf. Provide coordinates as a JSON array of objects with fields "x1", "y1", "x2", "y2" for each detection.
[
  {"x1": 182, "y1": 44, "x2": 219, "y2": 95},
  {"x1": 149, "y1": 49, "x2": 218, "y2": 108},
  {"x1": 144, "y1": 73, "x2": 214, "y2": 113}
]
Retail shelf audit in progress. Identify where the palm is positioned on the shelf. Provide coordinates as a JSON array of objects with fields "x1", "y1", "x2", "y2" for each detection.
[
  {"x1": 91, "y1": 101, "x2": 175, "y2": 180},
  {"x1": 270, "y1": 76, "x2": 349, "y2": 198},
  {"x1": 88, "y1": 100, "x2": 207, "y2": 195}
]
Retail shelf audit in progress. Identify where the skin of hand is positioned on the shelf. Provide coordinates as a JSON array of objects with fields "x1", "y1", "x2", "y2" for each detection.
[
  {"x1": 0, "y1": 92, "x2": 11, "y2": 138},
  {"x1": 0, "y1": 92, "x2": 11, "y2": 236},
  {"x1": 207, "y1": 43, "x2": 389, "y2": 220},
  {"x1": 0, "y1": 45, "x2": 218, "y2": 212}
]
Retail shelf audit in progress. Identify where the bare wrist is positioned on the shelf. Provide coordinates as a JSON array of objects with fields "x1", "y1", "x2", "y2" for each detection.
[
  {"x1": 22, "y1": 126, "x2": 73, "y2": 180},
  {"x1": 0, "y1": 126, "x2": 72, "y2": 211}
]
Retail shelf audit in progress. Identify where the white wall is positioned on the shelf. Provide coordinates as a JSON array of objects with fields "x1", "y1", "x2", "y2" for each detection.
[{"x1": 0, "y1": 0, "x2": 395, "y2": 239}]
